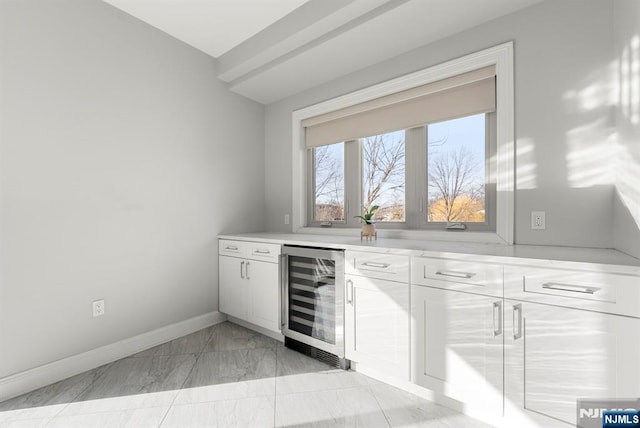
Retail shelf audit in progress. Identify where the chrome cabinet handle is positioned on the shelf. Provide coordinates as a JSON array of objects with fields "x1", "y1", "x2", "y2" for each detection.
[
  {"x1": 513, "y1": 304, "x2": 523, "y2": 340},
  {"x1": 246, "y1": 262, "x2": 250, "y2": 280},
  {"x1": 493, "y1": 301, "x2": 502, "y2": 337},
  {"x1": 254, "y1": 249, "x2": 271, "y2": 254},
  {"x1": 435, "y1": 270, "x2": 475, "y2": 279},
  {"x1": 542, "y1": 282, "x2": 599, "y2": 294},
  {"x1": 346, "y1": 279, "x2": 354, "y2": 305},
  {"x1": 225, "y1": 245, "x2": 238, "y2": 251},
  {"x1": 240, "y1": 261, "x2": 245, "y2": 279},
  {"x1": 362, "y1": 262, "x2": 390, "y2": 269}
]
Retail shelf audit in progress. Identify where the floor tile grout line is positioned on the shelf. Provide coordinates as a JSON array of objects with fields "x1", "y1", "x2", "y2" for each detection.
[
  {"x1": 155, "y1": 322, "x2": 217, "y2": 426},
  {"x1": 158, "y1": 323, "x2": 279, "y2": 427},
  {"x1": 155, "y1": 347, "x2": 209, "y2": 427},
  {"x1": 273, "y1": 344, "x2": 280, "y2": 428},
  {"x1": 41, "y1": 362, "x2": 117, "y2": 427},
  {"x1": 366, "y1": 385, "x2": 393, "y2": 428},
  {"x1": 199, "y1": 324, "x2": 218, "y2": 354}
]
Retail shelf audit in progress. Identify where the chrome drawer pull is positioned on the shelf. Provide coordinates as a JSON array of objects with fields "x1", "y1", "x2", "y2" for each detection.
[
  {"x1": 225, "y1": 245, "x2": 238, "y2": 251},
  {"x1": 435, "y1": 270, "x2": 475, "y2": 279},
  {"x1": 362, "y1": 262, "x2": 390, "y2": 269},
  {"x1": 542, "y1": 282, "x2": 600, "y2": 294},
  {"x1": 254, "y1": 249, "x2": 271, "y2": 254}
]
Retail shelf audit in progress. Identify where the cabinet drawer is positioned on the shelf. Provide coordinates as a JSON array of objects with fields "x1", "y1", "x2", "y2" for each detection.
[
  {"x1": 505, "y1": 266, "x2": 640, "y2": 318},
  {"x1": 219, "y1": 239, "x2": 247, "y2": 257},
  {"x1": 412, "y1": 257, "x2": 503, "y2": 297},
  {"x1": 248, "y1": 242, "x2": 281, "y2": 262},
  {"x1": 346, "y1": 250, "x2": 409, "y2": 283}
]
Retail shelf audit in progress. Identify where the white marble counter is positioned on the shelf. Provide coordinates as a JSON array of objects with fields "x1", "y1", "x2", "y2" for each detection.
[{"x1": 218, "y1": 232, "x2": 640, "y2": 275}]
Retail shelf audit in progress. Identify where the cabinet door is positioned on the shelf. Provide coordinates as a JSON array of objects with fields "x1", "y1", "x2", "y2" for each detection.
[
  {"x1": 504, "y1": 300, "x2": 640, "y2": 428},
  {"x1": 246, "y1": 260, "x2": 280, "y2": 333},
  {"x1": 219, "y1": 256, "x2": 246, "y2": 319},
  {"x1": 345, "y1": 274, "x2": 409, "y2": 380},
  {"x1": 412, "y1": 285, "x2": 503, "y2": 418}
]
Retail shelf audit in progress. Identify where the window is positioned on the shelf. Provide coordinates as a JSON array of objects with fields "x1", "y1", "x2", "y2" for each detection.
[
  {"x1": 363, "y1": 131, "x2": 406, "y2": 222},
  {"x1": 426, "y1": 113, "x2": 496, "y2": 231},
  {"x1": 293, "y1": 43, "x2": 514, "y2": 243},
  {"x1": 306, "y1": 113, "x2": 495, "y2": 230},
  {"x1": 428, "y1": 115, "x2": 486, "y2": 223},
  {"x1": 312, "y1": 142, "x2": 344, "y2": 222}
]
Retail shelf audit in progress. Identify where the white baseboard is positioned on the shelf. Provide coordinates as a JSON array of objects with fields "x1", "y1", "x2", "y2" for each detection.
[
  {"x1": 226, "y1": 316, "x2": 284, "y2": 342},
  {"x1": 0, "y1": 311, "x2": 226, "y2": 402}
]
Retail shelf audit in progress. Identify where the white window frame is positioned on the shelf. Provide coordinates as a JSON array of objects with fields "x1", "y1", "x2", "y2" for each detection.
[{"x1": 292, "y1": 42, "x2": 514, "y2": 244}]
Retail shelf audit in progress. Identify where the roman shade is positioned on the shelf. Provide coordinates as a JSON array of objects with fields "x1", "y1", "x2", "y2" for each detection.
[{"x1": 303, "y1": 66, "x2": 496, "y2": 148}]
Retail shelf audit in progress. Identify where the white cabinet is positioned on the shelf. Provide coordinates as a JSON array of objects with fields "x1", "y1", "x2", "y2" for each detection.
[
  {"x1": 345, "y1": 250, "x2": 410, "y2": 380},
  {"x1": 246, "y1": 260, "x2": 279, "y2": 331},
  {"x1": 411, "y1": 285, "x2": 504, "y2": 419},
  {"x1": 504, "y1": 301, "x2": 640, "y2": 427},
  {"x1": 503, "y1": 265, "x2": 640, "y2": 428},
  {"x1": 411, "y1": 256, "x2": 504, "y2": 419},
  {"x1": 409, "y1": 258, "x2": 640, "y2": 427},
  {"x1": 219, "y1": 255, "x2": 246, "y2": 319},
  {"x1": 218, "y1": 240, "x2": 281, "y2": 333}
]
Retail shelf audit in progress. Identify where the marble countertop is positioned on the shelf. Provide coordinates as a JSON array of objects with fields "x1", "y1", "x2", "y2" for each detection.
[{"x1": 218, "y1": 232, "x2": 640, "y2": 275}]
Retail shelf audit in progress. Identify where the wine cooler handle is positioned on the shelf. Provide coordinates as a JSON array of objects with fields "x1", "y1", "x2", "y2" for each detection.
[{"x1": 280, "y1": 255, "x2": 287, "y2": 330}]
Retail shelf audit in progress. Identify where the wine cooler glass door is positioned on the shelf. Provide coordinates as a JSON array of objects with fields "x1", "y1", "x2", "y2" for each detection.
[{"x1": 282, "y1": 246, "x2": 345, "y2": 357}]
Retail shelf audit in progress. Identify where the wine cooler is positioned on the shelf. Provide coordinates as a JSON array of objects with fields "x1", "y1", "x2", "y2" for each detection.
[{"x1": 281, "y1": 245, "x2": 349, "y2": 369}]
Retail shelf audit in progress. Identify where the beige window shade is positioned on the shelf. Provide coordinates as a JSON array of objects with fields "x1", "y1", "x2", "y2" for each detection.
[{"x1": 304, "y1": 66, "x2": 495, "y2": 148}]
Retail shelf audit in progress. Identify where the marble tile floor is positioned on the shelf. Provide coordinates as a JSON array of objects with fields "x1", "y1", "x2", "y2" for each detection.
[{"x1": 0, "y1": 322, "x2": 494, "y2": 427}]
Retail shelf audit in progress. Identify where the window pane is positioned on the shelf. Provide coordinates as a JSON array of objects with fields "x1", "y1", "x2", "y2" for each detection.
[
  {"x1": 427, "y1": 114, "x2": 486, "y2": 223},
  {"x1": 314, "y1": 142, "x2": 345, "y2": 222},
  {"x1": 363, "y1": 131, "x2": 405, "y2": 222}
]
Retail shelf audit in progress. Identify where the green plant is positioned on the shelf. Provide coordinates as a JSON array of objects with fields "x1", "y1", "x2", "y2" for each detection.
[{"x1": 354, "y1": 205, "x2": 379, "y2": 224}]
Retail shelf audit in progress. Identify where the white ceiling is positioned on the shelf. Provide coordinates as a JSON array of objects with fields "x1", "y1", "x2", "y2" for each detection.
[
  {"x1": 102, "y1": 0, "x2": 311, "y2": 58},
  {"x1": 102, "y1": 0, "x2": 542, "y2": 104}
]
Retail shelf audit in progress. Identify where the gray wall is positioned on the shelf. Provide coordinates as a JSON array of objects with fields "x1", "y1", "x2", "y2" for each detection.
[
  {"x1": 0, "y1": 0, "x2": 264, "y2": 377},
  {"x1": 613, "y1": 0, "x2": 640, "y2": 259},
  {"x1": 265, "y1": 0, "x2": 621, "y2": 250}
]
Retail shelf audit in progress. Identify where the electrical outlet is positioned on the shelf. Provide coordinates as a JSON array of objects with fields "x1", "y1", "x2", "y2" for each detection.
[
  {"x1": 531, "y1": 211, "x2": 546, "y2": 230},
  {"x1": 92, "y1": 299, "x2": 105, "y2": 317},
  {"x1": 284, "y1": 214, "x2": 290, "y2": 225}
]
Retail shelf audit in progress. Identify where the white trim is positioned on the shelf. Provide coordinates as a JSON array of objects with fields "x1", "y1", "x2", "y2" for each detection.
[
  {"x1": 292, "y1": 42, "x2": 515, "y2": 244},
  {"x1": 226, "y1": 316, "x2": 285, "y2": 342},
  {"x1": 0, "y1": 311, "x2": 226, "y2": 402}
]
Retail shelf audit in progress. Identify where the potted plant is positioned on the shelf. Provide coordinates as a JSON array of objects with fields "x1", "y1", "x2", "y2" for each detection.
[{"x1": 355, "y1": 205, "x2": 379, "y2": 240}]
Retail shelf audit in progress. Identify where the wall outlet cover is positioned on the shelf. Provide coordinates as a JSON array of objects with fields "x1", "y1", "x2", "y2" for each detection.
[
  {"x1": 531, "y1": 211, "x2": 546, "y2": 230},
  {"x1": 92, "y1": 299, "x2": 105, "y2": 317}
]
